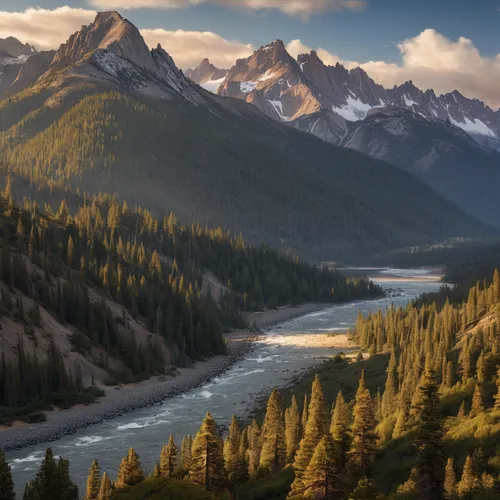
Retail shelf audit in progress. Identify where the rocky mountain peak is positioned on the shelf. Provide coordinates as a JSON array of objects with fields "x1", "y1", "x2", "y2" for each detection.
[
  {"x1": 0, "y1": 37, "x2": 36, "y2": 58},
  {"x1": 187, "y1": 57, "x2": 228, "y2": 85},
  {"x1": 50, "y1": 11, "x2": 152, "y2": 72}
]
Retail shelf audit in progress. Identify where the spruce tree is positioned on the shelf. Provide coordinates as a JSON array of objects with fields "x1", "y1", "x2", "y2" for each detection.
[
  {"x1": 116, "y1": 448, "x2": 144, "y2": 488},
  {"x1": 285, "y1": 395, "x2": 301, "y2": 463},
  {"x1": 190, "y1": 412, "x2": 226, "y2": 492},
  {"x1": 85, "y1": 460, "x2": 101, "y2": 500},
  {"x1": 457, "y1": 456, "x2": 479, "y2": 497},
  {"x1": 160, "y1": 434, "x2": 178, "y2": 478},
  {"x1": 414, "y1": 369, "x2": 445, "y2": 500},
  {"x1": 470, "y1": 385, "x2": 484, "y2": 418},
  {"x1": 349, "y1": 478, "x2": 382, "y2": 499},
  {"x1": 0, "y1": 451, "x2": 14, "y2": 500},
  {"x1": 224, "y1": 416, "x2": 247, "y2": 487},
  {"x1": 330, "y1": 390, "x2": 351, "y2": 470},
  {"x1": 382, "y1": 350, "x2": 398, "y2": 417},
  {"x1": 259, "y1": 389, "x2": 286, "y2": 473},
  {"x1": 301, "y1": 394, "x2": 309, "y2": 438},
  {"x1": 180, "y1": 435, "x2": 193, "y2": 471},
  {"x1": 246, "y1": 420, "x2": 261, "y2": 479},
  {"x1": 301, "y1": 434, "x2": 341, "y2": 499},
  {"x1": 494, "y1": 369, "x2": 500, "y2": 410},
  {"x1": 289, "y1": 375, "x2": 329, "y2": 497},
  {"x1": 97, "y1": 472, "x2": 112, "y2": 500},
  {"x1": 23, "y1": 448, "x2": 78, "y2": 500},
  {"x1": 444, "y1": 458, "x2": 457, "y2": 499},
  {"x1": 348, "y1": 371, "x2": 377, "y2": 479}
]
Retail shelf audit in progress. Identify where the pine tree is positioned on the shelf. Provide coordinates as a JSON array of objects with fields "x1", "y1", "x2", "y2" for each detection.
[
  {"x1": 457, "y1": 456, "x2": 479, "y2": 497},
  {"x1": 349, "y1": 478, "x2": 382, "y2": 499},
  {"x1": 180, "y1": 435, "x2": 193, "y2": 471},
  {"x1": 246, "y1": 420, "x2": 261, "y2": 479},
  {"x1": 348, "y1": 371, "x2": 377, "y2": 479},
  {"x1": 224, "y1": 416, "x2": 247, "y2": 487},
  {"x1": 23, "y1": 448, "x2": 78, "y2": 500},
  {"x1": 116, "y1": 448, "x2": 144, "y2": 488},
  {"x1": 160, "y1": 434, "x2": 178, "y2": 478},
  {"x1": 97, "y1": 472, "x2": 112, "y2": 500},
  {"x1": 469, "y1": 385, "x2": 484, "y2": 418},
  {"x1": 494, "y1": 368, "x2": 500, "y2": 409},
  {"x1": 85, "y1": 460, "x2": 101, "y2": 500},
  {"x1": 153, "y1": 463, "x2": 161, "y2": 478},
  {"x1": 414, "y1": 369, "x2": 445, "y2": 500},
  {"x1": 382, "y1": 350, "x2": 398, "y2": 417},
  {"x1": 457, "y1": 402, "x2": 466, "y2": 417},
  {"x1": 301, "y1": 434, "x2": 341, "y2": 499},
  {"x1": 260, "y1": 389, "x2": 286, "y2": 473},
  {"x1": 444, "y1": 458, "x2": 457, "y2": 499},
  {"x1": 289, "y1": 375, "x2": 329, "y2": 497},
  {"x1": 330, "y1": 390, "x2": 351, "y2": 470},
  {"x1": 0, "y1": 451, "x2": 14, "y2": 500},
  {"x1": 285, "y1": 395, "x2": 301, "y2": 463},
  {"x1": 301, "y1": 393, "x2": 309, "y2": 438},
  {"x1": 190, "y1": 412, "x2": 226, "y2": 492}
]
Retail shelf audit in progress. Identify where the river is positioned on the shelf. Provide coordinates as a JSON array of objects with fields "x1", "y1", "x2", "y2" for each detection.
[{"x1": 6, "y1": 268, "x2": 443, "y2": 493}]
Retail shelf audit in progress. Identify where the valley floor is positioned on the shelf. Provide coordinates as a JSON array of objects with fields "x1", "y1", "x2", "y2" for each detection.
[{"x1": 0, "y1": 302, "x2": 331, "y2": 451}]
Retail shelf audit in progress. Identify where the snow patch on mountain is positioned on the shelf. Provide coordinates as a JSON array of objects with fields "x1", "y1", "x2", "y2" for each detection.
[
  {"x1": 449, "y1": 116, "x2": 495, "y2": 138},
  {"x1": 332, "y1": 96, "x2": 381, "y2": 122},
  {"x1": 200, "y1": 77, "x2": 225, "y2": 93},
  {"x1": 268, "y1": 99, "x2": 286, "y2": 120}
]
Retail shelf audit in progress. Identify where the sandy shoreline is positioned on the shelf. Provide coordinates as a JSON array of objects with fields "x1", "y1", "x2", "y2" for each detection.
[{"x1": 0, "y1": 302, "x2": 332, "y2": 451}]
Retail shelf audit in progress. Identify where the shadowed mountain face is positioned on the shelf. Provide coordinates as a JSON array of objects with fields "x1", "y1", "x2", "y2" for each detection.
[
  {"x1": 339, "y1": 107, "x2": 500, "y2": 228},
  {"x1": 0, "y1": 12, "x2": 492, "y2": 260}
]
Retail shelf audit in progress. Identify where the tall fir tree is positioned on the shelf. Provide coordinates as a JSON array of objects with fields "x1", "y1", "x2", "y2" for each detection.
[
  {"x1": 180, "y1": 435, "x2": 193, "y2": 472},
  {"x1": 224, "y1": 416, "x2": 247, "y2": 487},
  {"x1": 0, "y1": 451, "x2": 14, "y2": 500},
  {"x1": 457, "y1": 455, "x2": 479, "y2": 497},
  {"x1": 301, "y1": 434, "x2": 341, "y2": 499},
  {"x1": 259, "y1": 389, "x2": 286, "y2": 473},
  {"x1": 116, "y1": 448, "x2": 144, "y2": 488},
  {"x1": 330, "y1": 390, "x2": 351, "y2": 470},
  {"x1": 414, "y1": 370, "x2": 445, "y2": 500},
  {"x1": 190, "y1": 412, "x2": 226, "y2": 492},
  {"x1": 285, "y1": 395, "x2": 301, "y2": 464},
  {"x1": 85, "y1": 460, "x2": 101, "y2": 500},
  {"x1": 159, "y1": 435, "x2": 178, "y2": 478},
  {"x1": 289, "y1": 375, "x2": 329, "y2": 497},
  {"x1": 97, "y1": 472, "x2": 112, "y2": 500},
  {"x1": 444, "y1": 458, "x2": 457, "y2": 499},
  {"x1": 246, "y1": 420, "x2": 262, "y2": 479},
  {"x1": 469, "y1": 385, "x2": 484, "y2": 417},
  {"x1": 348, "y1": 371, "x2": 377, "y2": 479}
]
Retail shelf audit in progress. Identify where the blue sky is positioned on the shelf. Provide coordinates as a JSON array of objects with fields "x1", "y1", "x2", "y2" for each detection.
[
  {"x1": 1, "y1": 0, "x2": 500, "y2": 107},
  {"x1": 2, "y1": 0, "x2": 500, "y2": 63}
]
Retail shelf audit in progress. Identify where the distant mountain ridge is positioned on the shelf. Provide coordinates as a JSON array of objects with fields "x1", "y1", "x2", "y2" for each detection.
[
  {"x1": 0, "y1": 11, "x2": 488, "y2": 260},
  {"x1": 189, "y1": 41, "x2": 500, "y2": 147}
]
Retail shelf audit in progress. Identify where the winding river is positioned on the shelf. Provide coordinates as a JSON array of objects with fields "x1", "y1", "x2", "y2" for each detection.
[{"x1": 7, "y1": 268, "x2": 443, "y2": 493}]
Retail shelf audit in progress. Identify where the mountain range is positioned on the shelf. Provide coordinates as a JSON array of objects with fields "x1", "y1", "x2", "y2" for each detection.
[
  {"x1": 0, "y1": 12, "x2": 494, "y2": 261},
  {"x1": 190, "y1": 41, "x2": 500, "y2": 149},
  {"x1": 187, "y1": 41, "x2": 500, "y2": 226}
]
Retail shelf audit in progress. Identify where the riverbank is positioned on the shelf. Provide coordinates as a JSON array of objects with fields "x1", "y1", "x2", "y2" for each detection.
[{"x1": 0, "y1": 302, "x2": 332, "y2": 451}]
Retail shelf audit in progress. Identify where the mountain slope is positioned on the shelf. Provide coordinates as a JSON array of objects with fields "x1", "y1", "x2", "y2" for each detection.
[
  {"x1": 339, "y1": 107, "x2": 500, "y2": 228},
  {"x1": 0, "y1": 12, "x2": 491, "y2": 260}
]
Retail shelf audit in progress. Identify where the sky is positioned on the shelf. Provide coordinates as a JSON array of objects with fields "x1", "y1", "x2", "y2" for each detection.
[{"x1": 1, "y1": 0, "x2": 500, "y2": 108}]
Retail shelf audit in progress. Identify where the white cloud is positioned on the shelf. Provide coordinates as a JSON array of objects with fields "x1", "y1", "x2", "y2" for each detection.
[
  {"x1": 141, "y1": 29, "x2": 253, "y2": 69},
  {"x1": 0, "y1": 6, "x2": 96, "y2": 50},
  {"x1": 88, "y1": 0, "x2": 366, "y2": 18}
]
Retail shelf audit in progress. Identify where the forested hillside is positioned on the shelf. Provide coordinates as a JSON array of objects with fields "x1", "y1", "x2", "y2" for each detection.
[
  {"x1": 0, "y1": 173, "x2": 378, "y2": 425},
  {"x1": 4, "y1": 269, "x2": 500, "y2": 499},
  {"x1": 0, "y1": 89, "x2": 489, "y2": 261}
]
